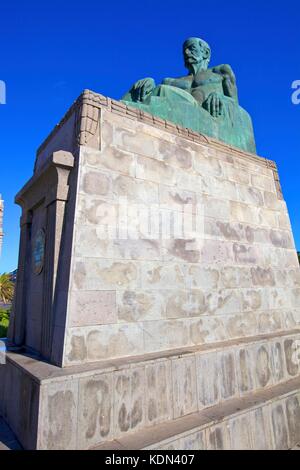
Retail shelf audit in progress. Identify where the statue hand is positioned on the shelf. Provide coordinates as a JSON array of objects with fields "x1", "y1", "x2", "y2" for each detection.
[
  {"x1": 203, "y1": 92, "x2": 224, "y2": 118},
  {"x1": 130, "y1": 78, "x2": 155, "y2": 103}
]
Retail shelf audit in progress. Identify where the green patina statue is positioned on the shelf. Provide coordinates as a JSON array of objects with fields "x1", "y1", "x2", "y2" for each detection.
[{"x1": 122, "y1": 37, "x2": 256, "y2": 154}]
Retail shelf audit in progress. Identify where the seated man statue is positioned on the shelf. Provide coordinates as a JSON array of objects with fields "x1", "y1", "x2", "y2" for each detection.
[{"x1": 122, "y1": 37, "x2": 256, "y2": 154}]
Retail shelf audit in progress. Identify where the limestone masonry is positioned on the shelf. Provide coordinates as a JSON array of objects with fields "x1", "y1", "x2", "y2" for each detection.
[{"x1": 0, "y1": 90, "x2": 300, "y2": 449}]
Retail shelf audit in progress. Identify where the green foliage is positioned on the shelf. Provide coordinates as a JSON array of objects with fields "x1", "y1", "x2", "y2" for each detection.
[
  {"x1": 298, "y1": 252, "x2": 300, "y2": 265},
  {"x1": 0, "y1": 307, "x2": 10, "y2": 338},
  {"x1": 0, "y1": 273, "x2": 14, "y2": 303}
]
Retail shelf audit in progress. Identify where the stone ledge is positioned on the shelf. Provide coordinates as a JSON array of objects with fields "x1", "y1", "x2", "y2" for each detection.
[
  {"x1": 5, "y1": 327, "x2": 300, "y2": 385},
  {"x1": 36, "y1": 89, "x2": 273, "y2": 169},
  {"x1": 34, "y1": 89, "x2": 283, "y2": 200},
  {"x1": 93, "y1": 375, "x2": 300, "y2": 450}
]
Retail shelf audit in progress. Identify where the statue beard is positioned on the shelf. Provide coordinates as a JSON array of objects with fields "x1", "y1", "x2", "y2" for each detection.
[
  {"x1": 185, "y1": 58, "x2": 203, "y2": 74},
  {"x1": 185, "y1": 54, "x2": 209, "y2": 75},
  {"x1": 184, "y1": 55, "x2": 199, "y2": 68}
]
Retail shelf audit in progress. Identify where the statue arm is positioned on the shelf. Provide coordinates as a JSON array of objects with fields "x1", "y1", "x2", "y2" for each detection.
[
  {"x1": 212, "y1": 64, "x2": 239, "y2": 103},
  {"x1": 123, "y1": 78, "x2": 156, "y2": 103}
]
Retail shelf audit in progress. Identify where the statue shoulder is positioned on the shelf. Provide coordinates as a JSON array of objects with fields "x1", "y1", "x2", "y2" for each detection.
[{"x1": 211, "y1": 64, "x2": 236, "y2": 82}]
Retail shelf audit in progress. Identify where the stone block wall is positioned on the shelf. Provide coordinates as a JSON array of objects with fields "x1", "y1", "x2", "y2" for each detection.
[
  {"x1": 144, "y1": 390, "x2": 300, "y2": 450},
  {"x1": 62, "y1": 103, "x2": 300, "y2": 366}
]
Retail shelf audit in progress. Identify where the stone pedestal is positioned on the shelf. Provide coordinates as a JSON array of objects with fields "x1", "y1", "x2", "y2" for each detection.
[{"x1": 1, "y1": 90, "x2": 300, "y2": 449}]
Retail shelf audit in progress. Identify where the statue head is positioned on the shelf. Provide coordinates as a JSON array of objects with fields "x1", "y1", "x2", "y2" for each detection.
[{"x1": 183, "y1": 37, "x2": 211, "y2": 73}]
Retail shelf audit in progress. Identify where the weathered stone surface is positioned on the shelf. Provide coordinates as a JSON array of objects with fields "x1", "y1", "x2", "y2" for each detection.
[
  {"x1": 179, "y1": 430, "x2": 206, "y2": 450},
  {"x1": 141, "y1": 262, "x2": 186, "y2": 289},
  {"x1": 82, "y1": 145, "x2": 135, "y2": 177},
  {"x1": 116, "y1": 289, "x2": 165, "y2": 322},
  {"x1": 254, "y1": 344, "x2": 272, "y2": 388},
  {"x1": 81, "y1": 168, "x2": 112, "y2": 197},
  {"x1": 236, "y1": 347, "x2": 255, "y2": 394},
  {"x1": 284, "y1": 338, "x2": 300, "y2": 377},
  {"x1": 77, "y1": 373, "x2": 113, "y2": 449},
  {"x1": 196, "y1": 353, "x2": 219, "y2": 408},
  {"x1": 228, "y1": 414, "x2": 253, "y2": 450},
  {"x1": 271, "y1": 402, "x2": 289, "y2": 450},
  {"x1": 285, "y1": 394, "x2": 300, "y2": 448},
  {"x1": 207, "y1": 424, "x2": 229, "y2": 450},
  {"x1": 190, "y1": 316, "x2": 227, "y2": 344},
  {"x1": 143, "y1": 319, "x2": 190, "y2": 352},
  {"x1": 72, "y1": 259, "x2": 139, "y2": 291},
  {"x1": 113, "y1": 367, "x2": 145, "y2": 438},
  {"x1": 145, "y1": 361, "x2": 173, "y2": 425},
  {"x1": 270, "y1": 341, "x2": 285, "y2": 383},
  {"x1": 250, "y1": 406, "x2": 273, "y2": 450},
  {"x1": 39, "y1": 380, "x2": 78, "y2": 450},
  {"x1": 85, "y1": 324, "x2": 144, "y2": 362},
  {"x1": 165, "y1": 290, "x2": 207, "y2": 318},
  {"x1": 136, "y1": 155, "x2": 176, "y2": 185},
  {"x1": 172, "y1": 356, "x2": 197, "y2": 418},
  {"x1": 218, "y1": 351, "x2": 237, "y2": 399},
  {"x1": 69, "y1": 290, "x2": 116, "y2": 327}
]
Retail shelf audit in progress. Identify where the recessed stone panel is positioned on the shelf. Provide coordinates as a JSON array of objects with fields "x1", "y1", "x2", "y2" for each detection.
[
  {"x1": 284, "y1": 338, "x2": 300, "y2": 377},
  {"x1": 172, "y1": 356, "x2": 198, "y2": 418},
  {"x1": 113, "y1": 367, "x2": 145, "y2": 438},
  {"x1": 145, "y1": 360, "x2": 173, "y2": 425},
  {"x1": 218, "y1": 351, "x2": 237, "y2": 400},
  {"x1": 228, "y1": 414, "x2": 253, "y2": 450},
  {"x1": 77, "y1": 373, "x2": 113, "y2": 449},
  {"x1": 236, "y1": 347, "x2": 255, "y2": 394},
  {"x1": 271, "y1": 402, "x2": 289, "y2": 450},
  {"x1": 250, "y1": 406, "x2": 273, "y2": 450},
  {"x1": 254, "y1": 344, "x2": 272, "y2": 388},
  {"x1": 39, "y1": 380, "x2": 79, "y2": 450},
  {"x1": 179, "y1": 431, "x2": 206, "y2": 450},
  {"x1": 207, "y1": 424, "x2": 229, "y2": 450},
  {"x1": 196, "y1": 352, "x2": 219, "y2": 408},
  {"x1": 285, "y1": 395, "x2": 300, "y2": 448}
]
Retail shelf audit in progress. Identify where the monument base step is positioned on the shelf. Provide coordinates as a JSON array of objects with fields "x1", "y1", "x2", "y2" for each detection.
[
  {"x1": 0, "y1": 328, "x2": 300, "y2": 449},
  {"x1": 94, "y1": 376, "x2": 300, "y2": 450}
]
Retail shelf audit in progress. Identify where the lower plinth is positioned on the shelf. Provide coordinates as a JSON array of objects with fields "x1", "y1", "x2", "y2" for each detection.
[{"x1": 1, "y1": 329, "x2": 300, "y2": 449}]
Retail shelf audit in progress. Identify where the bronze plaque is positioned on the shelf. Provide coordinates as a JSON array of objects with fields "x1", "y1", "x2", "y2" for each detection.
[{"x1": 33, "y1": 228, "x2": 45, "y2": 275}]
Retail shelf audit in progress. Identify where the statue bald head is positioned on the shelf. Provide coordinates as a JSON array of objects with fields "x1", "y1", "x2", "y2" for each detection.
[{"x1": 183, "y1": 37, "x2": 211, "y2": 73}]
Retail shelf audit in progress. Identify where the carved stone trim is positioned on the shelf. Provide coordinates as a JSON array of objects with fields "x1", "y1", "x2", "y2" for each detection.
[
  {"x1": 75, "y1": 101, "x2": 100, "y2": 147},
  {"x1": 17, "y1": 151, "x2": 74, "y2": 209},
  {"x1": 273, "y1": 169, "x2": 284, "y2": 200},
  {"x1": 36, "y1": 89, "x2": 281, "y2": 185},
  {"x1": 265, "y1": 160, "x2": 283, "y2": 200}
]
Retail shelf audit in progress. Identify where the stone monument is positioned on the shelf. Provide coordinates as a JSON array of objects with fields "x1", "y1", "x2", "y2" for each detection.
[{"x1": 0, "y1": 38, "x2": 300, "y2": 450}]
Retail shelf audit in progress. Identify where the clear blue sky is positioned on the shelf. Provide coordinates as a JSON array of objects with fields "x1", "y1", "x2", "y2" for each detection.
[{"x1": 0, "y1": 0, "x2": 299, "y2": 272}]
